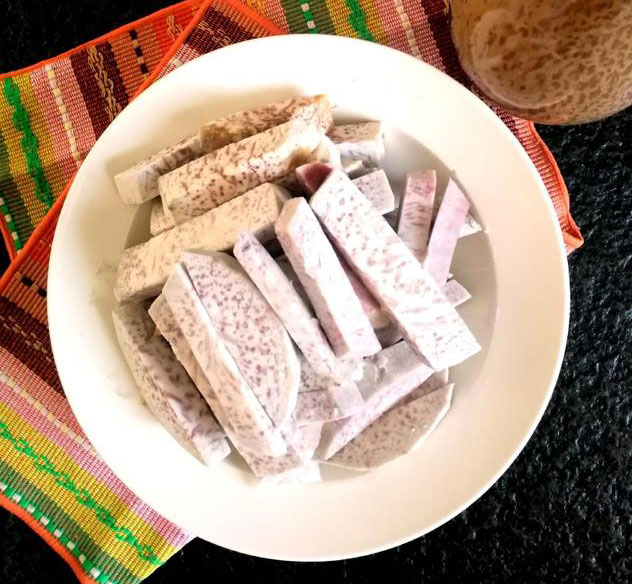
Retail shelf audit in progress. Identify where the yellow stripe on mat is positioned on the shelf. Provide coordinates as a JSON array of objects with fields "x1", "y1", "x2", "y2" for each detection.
[{"x1": 0, "y1": 401, "x2": 181, "y2": 573}]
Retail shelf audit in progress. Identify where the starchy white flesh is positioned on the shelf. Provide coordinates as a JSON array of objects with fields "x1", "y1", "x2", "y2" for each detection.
[
  {"x1": 310, "y1": 170, "x2": 480, "y2": 371},
  {"x1": 424, "y1": 179, "x2": 470, "y2": 286},
  {"x1": 160, "y1": 119, "x2": 322, "y2": 224},
  {"x1": 275, "y1": 255, "x2": 313, "y2": 308},
  {"x1": 392, "y1": 369, "x2": 450, "y2": 407},
  {"x1": 114, "y1": 133, "x2": 202, "y2": 204},
  {"x1": 442, "y1": 279, "x2": 471, "y2": 307},
  {"x1": 460, "y1": 213, "x2": 482, "y2": 237},
  {"x1": 199, "y1": 95, "x2": 333, "y2": 152},
  {"x1": 329, "y1": 122, "x2": 385, "y2": 167},
  {"x1": 149, "y1": 198, "x2": 176, "y2": 236},
  {"x1": 293, "y1": 390, "x2": 363, "y2": 424},
  {"x1": 397, "y1": 170, "x2": 436, "y2": 261},
  {"x1": 234, "y1": 232, "x2": 348, "y2": 382},
  {"x1": 149, "y1": 294, "x2": 218, "y2": 403},
  {"x1": 283, "y1": 421, "x2": 324, "y2": 461},
  {"x1": 162, "y1": 264, "x2": 287, "y2": 457},
  {"x1": 337, "y1": 252, "x2": 390, "y2": 330},
  {"x1": 327, "y1": 384, "x2": 453, "y2": 470},
  {"x1": 114, "y1": 183, "x2": 288, "y2": 302},
  {"x1": 351, "y1": 169, "x2": 395, "y2": 214},
  {"x1": 276, "y1": 197, "x2": 381, "y2": 359},
  {"x1": 112, "y1": 303, "x2": 229, "y2": 465},
  {"x1": 181, "y1": 251, "x2": 300, "y2": 428},
  {"x1": 316, "y1": 341, "x2": 434, "y2": 460}
]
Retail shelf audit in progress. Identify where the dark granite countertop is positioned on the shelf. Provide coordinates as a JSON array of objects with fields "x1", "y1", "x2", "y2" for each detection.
[{"x1": 1, "y1": 2, "x2": 631, "y2": 582}]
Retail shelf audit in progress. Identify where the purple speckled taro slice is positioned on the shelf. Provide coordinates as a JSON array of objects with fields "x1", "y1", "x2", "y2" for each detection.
[
  {"x1": 114, "y1": 182, "x2": 288, "y2": 302},
  {"x1": 397, "y1": 170, "x2": 437, "y2": 261},
  {"x1": 234, "y1": 232, "x2": 348, "y2": 382},
  {"x1": 329, "y1": 122, "x2": 385, "y2": 167},
  {"x1": 199, "y1": 94, "x2": 333, "y2": 152},
  {"x1": 162, "y1": 263, "x2": 287, "y2": 457},
  {"x1": 114, "y1": 133, "x2": 202, "y2": 204},
  {"x1": 442, "y1": 279, "x2": 471, "y2": 307},
  {"x1": 327, "y1": 384, "x2": 453, "y2": 470},
  {"x1": 316, "y1": 341, "x2": 434, "y2": 460},
  {"x1": 112, "y1": 303, "x2": 229, "y2": 466},
  {"x1": 276, "y1": 197, "x2": 381, "y2": 359},
  {"x1": 297, "y1": 163, "x2": 393, "y2": 216},
  {"x1": 149, "y1": 198, "x2": 175, "y2": 236},
  {"x1": 181, "y1": 251, "x2": 300, "y2": 428},
  {"x1": 310, "y1": 169, "x2": 480, "y2": 371},
  {"x1": 159, "y1": 119, "x2": 322, "y2": 224},
  {"x1": 424, "y1": 179, "x2": 470, "y2": 286},
  {"x1": 351, "y1": 169, "x2": 395, "y2": 215},
  {"x1": 150, "y1": 293, "x2": 313, "y2": 478}
]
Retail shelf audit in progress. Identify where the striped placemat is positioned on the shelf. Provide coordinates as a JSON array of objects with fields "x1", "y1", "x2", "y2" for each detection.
[{"x1": 0, "y1": 0, "x2": 582, "y2": 582}]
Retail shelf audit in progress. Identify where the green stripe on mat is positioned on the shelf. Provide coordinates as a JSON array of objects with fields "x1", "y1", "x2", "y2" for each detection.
[
  {"x1": 3, "y1": 78, "x2": 54, "y2": 210},
  {"x1": 345, "y1": 0, "x2": 374, "y2": 40},
  {"x1": 0, "y1": 460, "x2": 140, "y2": 584}
]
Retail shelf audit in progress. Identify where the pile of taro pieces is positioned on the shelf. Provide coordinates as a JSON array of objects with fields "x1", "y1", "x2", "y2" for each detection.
[{"x1": 112, "y1": 95, "x2": 482, "y2": 484}]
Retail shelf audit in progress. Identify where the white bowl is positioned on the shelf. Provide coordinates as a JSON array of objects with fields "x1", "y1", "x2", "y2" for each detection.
[{"x1": 48, "y1": 35, "x2": 569, "y2": 561}]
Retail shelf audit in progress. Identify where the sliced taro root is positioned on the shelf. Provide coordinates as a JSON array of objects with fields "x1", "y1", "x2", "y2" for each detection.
[
  {"x1": 424, "y1": 179, "x2": 470, "y2": 286},
  {"x1": 160, "y1": 119, "x2": 322, "y2": 224},
  {"x1": 149, "y1": 294, "x2": 219, "y2": 406},
  {"x1": 336, "y1": 252, "x2": 390, "y2": 330},
  {"x1": 151, "y1": 294, "x2": 314, "y2": 477},
  {"x1": 181, "y1": 250, "x2": 300, "y2": 428},
  {"x1": 316, "y1": 341, "x2": 434, "y2": 460},
  {"x1": 199, "y1": 95, "x2": 333, "y2": 152},
  {"x1": 310, "y1": 169, "x2": 480, "y2": 370},
  {"x1": 114, "y1": 133, "x2": 202, "y2": 204},
  {"x1": 329, "y1": 122, "x2": 385, "y2": 167},
  {"x1": 294, "y1": 357, "x2": 364, "y2": 424},
  {"x1": 326, "y1": 384, "x2": 453, "y2": 470},
  {"x1": 274, "y1": 136, "x2": 341, "y2": 194},
  {"x1": 442, "y1": 279, "x2": 471, "y2": 307},
  {"x1": 149, "y1": 198, "x2": 175, "y2": 236},
  {"x1": 397, "y1": 170, "x2": 437, "y2": 261},
  {"x1": 162, "y1": 263, "x2": 287, "y2": 458},
  {"x1": 460, "y1": 213, "x2": 483, "y2": 238},
  {"x1": 297, "y1": 163, "x2": 393, "y2": 215},
  {"x1": 296, "y1": 162, "x2": 333, "y2": 195},
  {"x1": 114, "y1": 183, "x2": 288, "y2": 302},
  {"x1": 276, "y1": 197, "x2": 381, "y2": 359},
  {"x1": 391, "y1": 369, "x2": 450, "y2": 407},
  {"x1": 282, "y1": 420, "x2": 324, "y2": 461},
  {"x1": 351, "y1": 169, "x2": 395, "y2": 215},
  {"x1": 234, "y1": 232, "x2": 348, "y2": 382},
  {"x1": 275, "y1": 254, "x2": 313, "y2": 308},
  {"x1": 293, "y1": 390, "x2": 363, "y2": 424},
  {"x1": 112, "y1": 302, "x2": 229, "y2": 465}
]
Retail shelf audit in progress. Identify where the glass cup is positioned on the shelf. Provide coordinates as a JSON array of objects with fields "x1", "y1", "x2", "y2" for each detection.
[{"x1": 450, "y1": 0, "x2": 632, "y2": 124}]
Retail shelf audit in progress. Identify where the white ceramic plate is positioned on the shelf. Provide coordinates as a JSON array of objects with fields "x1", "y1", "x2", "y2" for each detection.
[{"x1": 48, "y1": 35, "x2": 569, "y2": 561}]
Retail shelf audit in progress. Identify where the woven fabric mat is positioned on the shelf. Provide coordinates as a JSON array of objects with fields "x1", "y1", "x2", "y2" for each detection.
[{"x1": 0, "y1": 1, "x2": 582, "y2": 582}]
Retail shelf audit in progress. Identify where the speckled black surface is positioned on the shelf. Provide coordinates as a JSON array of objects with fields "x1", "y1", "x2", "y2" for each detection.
[{"x1": 1, "y1": 2, "x2": 631, "y2": 583}]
